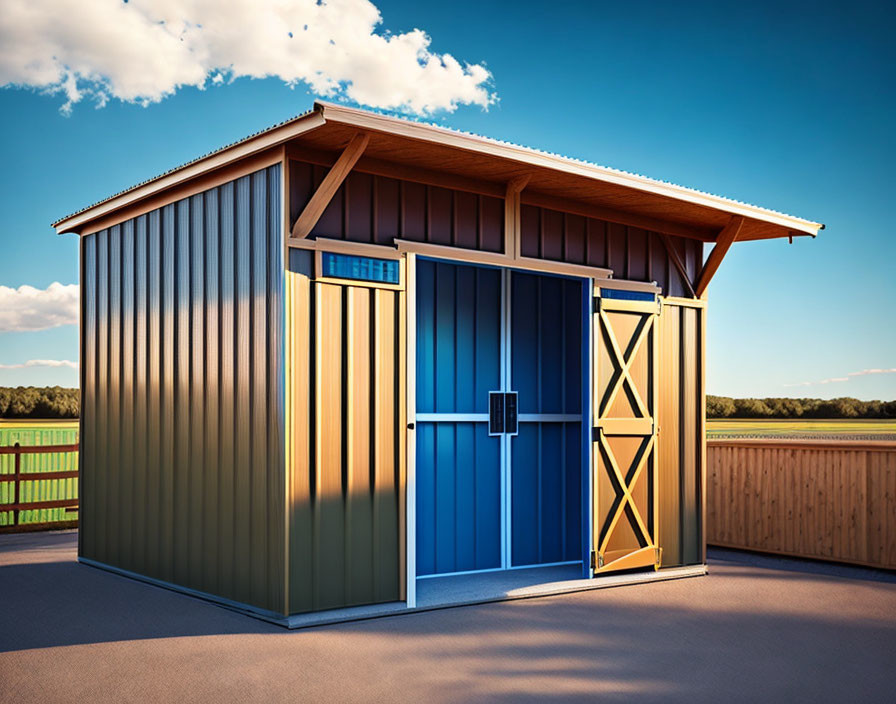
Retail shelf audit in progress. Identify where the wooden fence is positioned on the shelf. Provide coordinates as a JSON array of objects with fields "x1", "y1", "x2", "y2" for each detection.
[
  {"x1": 0, "y1": 442, "x2": 79, "y2": 533},
  {"x1": 707, "y1": 439, "x2": 896, "y2": 569}
]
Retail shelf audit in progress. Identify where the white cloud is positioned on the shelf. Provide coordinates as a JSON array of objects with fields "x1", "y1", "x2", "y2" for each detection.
[
  {"x1": 784, "y1": 368, "x2": 896, "y2": 388},
  {"x1": 0, "y1": 282, "x2": 79, "y2": 332},
  {"x1": 0, "y1": 0, "x2": 495, "y2": 115},
  {"x1": 0, "y1": 359, "x2": 78, "y2": 370}
]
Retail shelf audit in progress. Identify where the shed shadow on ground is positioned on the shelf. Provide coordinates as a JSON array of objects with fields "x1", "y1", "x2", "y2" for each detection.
[{"x1": 2, "y1": 533, "x2": 896, "y2": 702}]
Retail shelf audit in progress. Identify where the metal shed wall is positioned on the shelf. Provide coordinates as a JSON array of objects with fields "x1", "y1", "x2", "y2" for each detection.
[
  {"x1": 79, "y1": 164, "x2": 286, "y2": 614},
  {"x1": 657, "y1": 298, "x2": 706, "y2": 567}
]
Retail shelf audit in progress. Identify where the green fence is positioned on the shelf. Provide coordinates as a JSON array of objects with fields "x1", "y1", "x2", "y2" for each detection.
[{"x1": 0, "y1": 422, "x2": 79, "y2": 529}]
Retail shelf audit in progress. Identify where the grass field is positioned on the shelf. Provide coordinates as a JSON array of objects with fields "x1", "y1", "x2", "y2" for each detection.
[
  {"x1": 0, "y1": 419, "x2": 79, "y2": 528},
  {"x1": 707, "y1": 418, "x2": 896, "y2": 440}
]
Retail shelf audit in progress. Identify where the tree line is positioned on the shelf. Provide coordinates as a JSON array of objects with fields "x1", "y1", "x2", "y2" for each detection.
[
  {"x1": 707, "y1": 395, "x2": 896, "y2": 419},
  {"x1": 0, "y1": 386, "x2": 893, "y2": 420},
  {"x1": 0, "y1": 387, "x2": 80, "y2": 419}
]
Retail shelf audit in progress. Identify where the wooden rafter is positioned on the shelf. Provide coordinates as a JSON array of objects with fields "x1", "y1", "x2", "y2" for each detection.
[
  {"x1": 694, "y1": 215, "x2": 745, "y2": 298},
  {"x1": 289, "y1": 132, "x2": 369, "y2": 240},
  {"x1": 504, "y1": 174, "x2": 531, "y2": 258},
  {"x1": 659, "y1": 233, "x2": 697, "y2": 298}
]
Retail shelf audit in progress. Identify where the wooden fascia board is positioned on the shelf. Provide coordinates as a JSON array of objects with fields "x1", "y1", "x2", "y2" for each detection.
[
  {"x1": 318, "y1": 102, "x2": 823, "y2": 237},
  {"x1": 658, "y1": 233, "x2": 697, "y2": 298},
  {"x1": 694, "y1": 215, "x2": 745, "y2": 298},
  {"x1": 54, "y1": 110, "x2": 326, "y2": 234},
  {"x1": 290, "y1": 132, "x2": 369, "y2": 240}
]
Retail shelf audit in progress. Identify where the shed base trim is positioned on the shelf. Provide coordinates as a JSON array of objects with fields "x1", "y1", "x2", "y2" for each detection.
[
  {"x1": 284, "y1": 563, "x2": 707, "y2": 629},
  {"x1": 78, "y1": 557, "x2": 291, "y2": 626},
  {"x1": 78, "y1": 557, "x2": 706, "y2": 630}
]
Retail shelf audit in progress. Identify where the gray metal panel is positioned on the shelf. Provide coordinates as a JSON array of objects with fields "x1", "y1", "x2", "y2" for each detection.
[
  {"x1": 79, "y1": 164, "x2": 286, "y2": 614},
  {"x1": 658, "y1": 301, "x2": 705, "y2": 567},
  {"x1": 81, "y1": 235, "x2": 96, "y2": 559}
]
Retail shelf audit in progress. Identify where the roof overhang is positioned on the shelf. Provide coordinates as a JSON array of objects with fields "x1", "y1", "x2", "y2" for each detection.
[{"x1": 53, "y1": 101, "x2": 823, "y2": 242}]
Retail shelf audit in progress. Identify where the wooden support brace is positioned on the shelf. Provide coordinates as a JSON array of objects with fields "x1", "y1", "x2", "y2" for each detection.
[
  {"x1": 289, "y1": 132, "x2": 369, "y2": 240},
  {"x1": 694, "y1": 215, "x2": 744, "y2": 298},
  {"x1": 659, "y1": 233, "x2": 697, "y2": 298},
  {"x1": 505, "y1": 174, "x2": 531, "y2": 259}
]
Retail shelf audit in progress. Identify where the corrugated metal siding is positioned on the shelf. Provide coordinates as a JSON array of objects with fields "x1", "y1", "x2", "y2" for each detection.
[
  {"x1": 657, "y1": 299, "x2": 705, "y2": 566},
  {"x1": 520, "y1": 205, "x2": 703, "y2": 296},
  {"x1": 80, "y1": 164, "x2": 285, "y2": 614},
  {"x1": 289, "y1": 161, "x2": 505, "y2": 252},
  {"x1": 286, "y1": 250, "x2": 404, "y2": 614}
]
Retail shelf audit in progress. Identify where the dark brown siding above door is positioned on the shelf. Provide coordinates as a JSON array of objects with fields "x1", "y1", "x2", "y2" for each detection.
[
  {"x1": 289, "y1": 161, "x2": 505, "y2": 252},
  {"x1": 520, "y1": 204, "x2": 703, "y2": 295},
  {"x1": 290, "y1": 157, "x2": 705, "y2": 295}
]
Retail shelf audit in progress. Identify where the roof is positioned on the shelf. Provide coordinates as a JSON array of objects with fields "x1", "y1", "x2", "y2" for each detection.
[{"x1": 53, "y1": 101, "x2": 823, "y2": 242}]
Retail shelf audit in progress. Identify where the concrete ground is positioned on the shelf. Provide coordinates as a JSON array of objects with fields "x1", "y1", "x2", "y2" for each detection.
[{"x1": 1, "y1": 531, "x2": 894, "y2": 703}]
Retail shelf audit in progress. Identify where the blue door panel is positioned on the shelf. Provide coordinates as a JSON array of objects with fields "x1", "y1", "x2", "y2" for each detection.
[
  {"x1": 510, "y1": 271, "x2": 583, "y2": 567},
  {"x1": 416, "y1": 421, "x2": 501, "y2": 576},
  {"x1": 416, "y1": 260, "x2": 500, "y2": 414},
  {"x1": 416, "y1": 422, "x2": 437, "y2": 576},
  {"x1": 511, "y1": 272, "x2": 582, "y2": 414},
  {"x1": 416, "y1": 261, "x2": 436, "y2": 414},
  {"x1": 511, "y1": 422, "x2": 582, "y2": 566},
  {"x1": 474, "y1": 268, "x2": 502, "y2": 412},
  {"x1": 416, "y1": 259, "x2": 502, "y2": 576}
]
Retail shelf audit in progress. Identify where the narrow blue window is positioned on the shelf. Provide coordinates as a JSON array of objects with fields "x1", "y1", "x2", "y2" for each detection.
[
  {"x1": 321, "y1": 252, "x2": 400, "y2": 284},
  {"x1": 600, "y1": 288, "x2": 656, "y2": 302}
]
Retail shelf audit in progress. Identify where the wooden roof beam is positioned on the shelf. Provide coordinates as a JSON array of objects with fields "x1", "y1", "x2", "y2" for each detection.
[
  {"x1": 506, "y1": 175, "x2": 531, "y2": 259},
  {"x1": 694, "y1": 215, "x2": 745, "y2": 298},
  {"x1": 290, "y1": 132, "x2": 369, "y2": 240}
]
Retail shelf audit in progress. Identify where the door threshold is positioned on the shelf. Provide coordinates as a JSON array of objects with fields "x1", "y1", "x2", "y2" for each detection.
[{"x1": 284, "y1": 563, "x2": 706, "y2": 629}]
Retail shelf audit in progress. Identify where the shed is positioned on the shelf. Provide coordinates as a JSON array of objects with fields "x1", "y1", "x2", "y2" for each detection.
[{"x1": 53, "y1": 102, "x2": 822, "y2": 626}]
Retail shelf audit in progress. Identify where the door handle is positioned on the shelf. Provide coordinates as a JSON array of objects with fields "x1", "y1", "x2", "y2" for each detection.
[
  {"x1": 504, "y1": 392, "x2": 518, "y2": 436},
  {"x1": 488, "y1": 391, "x2": 505, "y2": 436},
  {"x1": 488, "y1": 391, "x2": 518, "y2": 436}
]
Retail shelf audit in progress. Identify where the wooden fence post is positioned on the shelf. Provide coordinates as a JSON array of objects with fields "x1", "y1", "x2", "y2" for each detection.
[{"x1": 12, "y1": 442, "x2": 21, "y2": 528}]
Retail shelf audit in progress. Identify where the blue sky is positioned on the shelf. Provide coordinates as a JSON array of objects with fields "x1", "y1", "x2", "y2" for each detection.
[{"x1": 0, "y1": 0, "x2": 893, "y2": 399}]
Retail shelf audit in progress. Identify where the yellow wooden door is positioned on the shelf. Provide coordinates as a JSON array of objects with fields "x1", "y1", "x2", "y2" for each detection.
[{"x1": 592, "y1": 292, "x2": 661, "y2": 573}]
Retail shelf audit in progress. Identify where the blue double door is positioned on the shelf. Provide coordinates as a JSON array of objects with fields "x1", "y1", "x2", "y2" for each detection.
[{"x1": 416, "y1": 259, "x2": 584, "y2": 577}]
